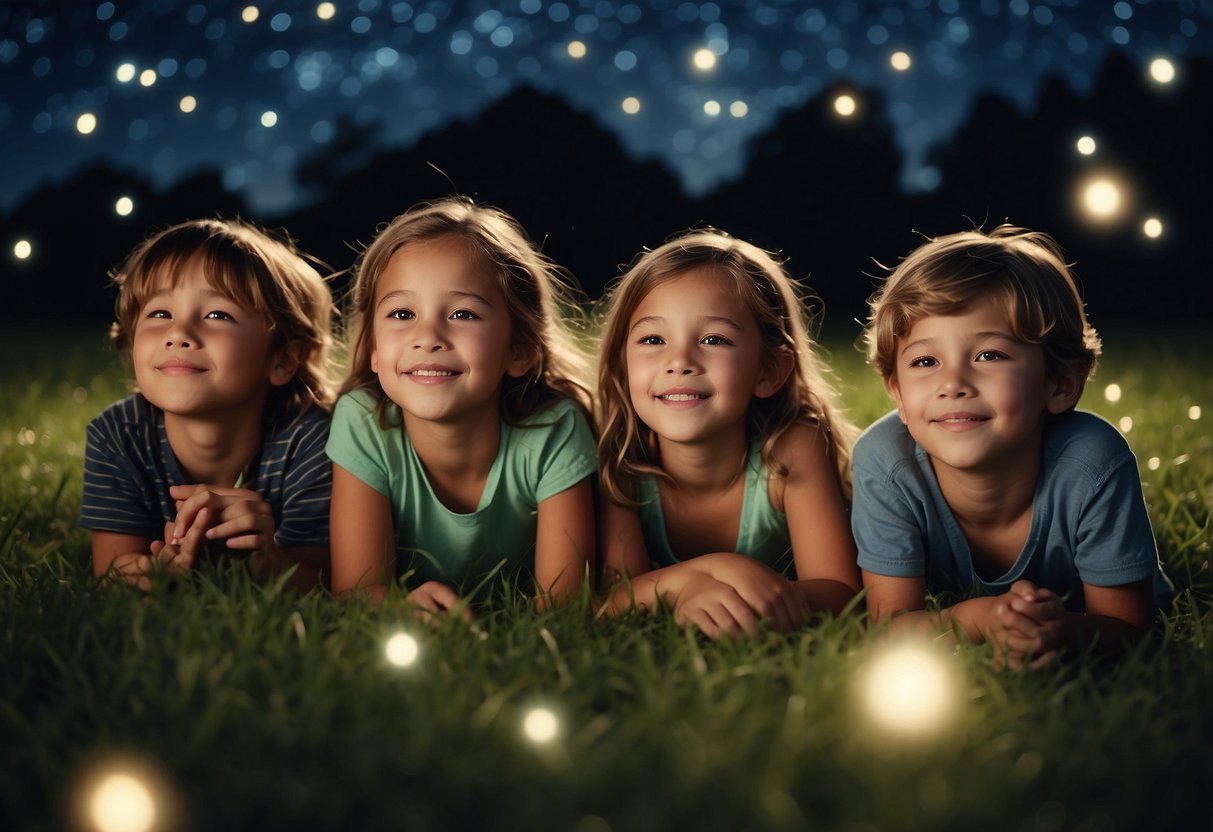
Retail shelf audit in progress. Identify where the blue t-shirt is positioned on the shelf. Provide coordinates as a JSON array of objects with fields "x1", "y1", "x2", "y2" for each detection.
[
  {"x1": 852, "y1": 410, "x2": 1172, "y2": 611},
  {"x1": 78, "y1": 394, "x2": 332, "y2": 548},
  {"x1": 326, "y1": 391, "x2": 597, "y2": 588},
  {"x1": 636, "y1": 439, "x2": 793, "y2": 574}
]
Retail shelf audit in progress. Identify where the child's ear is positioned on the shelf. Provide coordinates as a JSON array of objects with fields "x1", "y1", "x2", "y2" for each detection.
[
  {"x1": 506, "y1": 343, "x2": 538, "y2": 379},
  {"x1": 269, "y1": 343, "x2": 304, "y2": 387},
  {"x1": 753, "y1": 347, "x2": 795, "y2": 399},
  {"x1": 1045, "y1": 369, "x2": 1085, "y2": 415},
  {"x1": 885, "y1": 376, "x2": 908, "y2": 424}
]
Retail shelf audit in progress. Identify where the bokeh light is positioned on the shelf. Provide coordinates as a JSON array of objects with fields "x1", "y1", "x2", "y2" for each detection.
[
  {"x1": 1189, "y1": 405, "x2": 1202, "y2": 421},
  {"x1": 703, "y1": 100, "x2": 721, "y2": 117},
  {"x1": 566, "y1": 40, "x2": 587, "y2": 59},
  {"x1": 260, "y1": 111, "x2": 278, "y2": 128},
  {"x1": 1147, "y1": 456, "x2": 1161, "y2": 471},
  {"x1": 1078, "y1": 175, "x2": 1128, "y2": 222},
  {"x1": 856, "y1": 640, "x2": 962, "y2": 740},
  {"x1": 89, "y1": 773, "x2": 156, "y2": 832},
  {"x1": 115, "y1": 63, "x2": 136, "y2": 83},
  {"x1": 1118, "y1": 416, "x2": 1133, "y2": 433},
  {"x1": 76, "y1": 113, "x2": 98, "y2": 135},
  {"x1": 621, "y1": 97, "x2": 641, "y2": 115},
  {"x1": 833, "y1": 94, "x2": 857, "y2": 117},
  {"x1": 1076, "y1": 135, "x2": 1096, "y2": 155},
  {"x1": 1104, "y1": 383, "x2": 1122, "y2": 403},
  {"x1": 692, "y1": 48, "x2": 717, "y2": 71},
  {"x1": 522, "y1": 707, "x2": 559, "y2": 743},
  {"x1": 316, "y1": 2, "x2": 336, "y2": 20},
  {"x1": 729, "y1": 100, "x2": 748, "y2": 118},
  {"x1": 241, "y1": 5, "x2": 260, "y2": 24},
  {"x1": 138, "y1": 69, "x2": 156, "y2": 87},
  {"x1": 114, "y1": 196, "x2": 134, "y2": 217},
  {"x1": 384, "y1": 632, "x2": 419, "y2": 667},
  {"x1": 1148, "y1": 57, "x2": 1176, "y2": 84},
  {"x1": 1143, "y1": 217, "x2": 1163, "y2": 238},
  {"x1": 178, "y1": 96, "x2": 197, "y2": 114},
  {"x1": 890, "y1": 51, "x2": 911, "y2": 71},
  {"x1": 13, "y1": 239, "x2": 32, "y2": 260}
]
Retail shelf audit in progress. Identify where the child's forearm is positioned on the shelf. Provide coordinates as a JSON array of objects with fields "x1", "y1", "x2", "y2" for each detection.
[
  {"x1": 790, "y1": 579, "x2": 860, "y2": 617},
  {"x1": 1058, "y1": 611, "x2": 1145, "y2": 654},
  {"x1": 598, "y1": 564, "x2": 700, "y2": 617}
]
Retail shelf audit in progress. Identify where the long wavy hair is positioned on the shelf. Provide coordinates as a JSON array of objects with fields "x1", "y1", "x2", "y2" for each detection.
[
  {"x1": 595, "y1": 228, "x2": 857, "y2": 506},
  {"x1": 341, "y1": 196, "x2": 592, "y2": 424},
  {"x1": 110, "y1": 218, "x2": 337, "y2": 425}
]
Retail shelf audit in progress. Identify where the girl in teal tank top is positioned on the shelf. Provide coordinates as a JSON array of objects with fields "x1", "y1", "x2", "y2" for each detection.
[{"x1": 595, "y1": 229, "x2": 861, "y2": 639}]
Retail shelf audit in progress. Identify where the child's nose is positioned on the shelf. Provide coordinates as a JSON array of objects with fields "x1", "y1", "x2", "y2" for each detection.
[
  {"x1": 937, "y1": 367, "x2": 973, "y2": 397},
  {"x1": 664, "y1": 346, "x2": 699, "y2": 375},
  {"x1": 412, "y1": 319, "x2": 450, "y2": 351},
  {"x1": 165, "y1": 320, "x2": 197, "y2": 348}
]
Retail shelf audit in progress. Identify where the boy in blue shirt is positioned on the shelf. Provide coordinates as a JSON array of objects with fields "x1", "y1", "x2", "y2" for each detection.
[{"x1": 852, "y1": 226, "x2": 1171, "y2": 668}]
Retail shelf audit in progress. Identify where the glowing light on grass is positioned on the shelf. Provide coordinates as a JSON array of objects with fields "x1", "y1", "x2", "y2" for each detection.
[
  {"x1": 522, "y1": 707, "x2": 559, "y2": 743},
  {"x1": 116, "y1": 63, "x2": 136, "y2": 83},
  {"x1": 890, "y1": 51, "x2": 911, "y2": 71},
  {"x1": 1076, "y1": 135, "x2": 1096, "y2": 155},
  {"x1": 1143, "y1": 217, "x2": 1163, "y2": 239},
  {"x1": 89, "y1": 773, "x2": 156, "y2": 832},
  {"x1": 385, "y1": 632, "x2": 419, "y2": 667},
  {"x1": 703, "y1": 100, "x2": 721, "y2": 116},
  {"x1": 1118, "y1": 416, "x2": 1133, "y2": 433},
  {"x1": 316, "y1": 2, "x2": 336, "y2": 20},
  {"x1": 1189, "y1": 406, "x2": 1202, "y2": 421},
  {"x1": 14, "y1": 239, "x2": 32, "y2": 260},
  {"x1": 692, "y1": 48, "x2": 717, "y2": 71},
  {"x1": 77, "y1": 113, "x2": 98, "y2": 135},
  {"x1": 139, "y1": 69, "x2": 156, "y2": 87},
  {"x1": 178, "y1": 95, "x2": 197, "y2": 113},
  {"x1": 621, "y1": 97, "x2": 640, "y2": 115},
  {"x1": 1147, "y1": 456, "x2": 1160, "y2": 471},
  {"x1": 833, "y1": 94, "x2": 857, "y2": 117},
  {"x1": 1148, "y1": 57, "x2": 1175, "y2": 84},
  {"x1": 242, "y1": 5, "x2": 260, "y2": 23},
  {"x1": 260, "y1": 111, "x2": 278, "y2": 128},
  {"x1": 1104, "y1": 383, "x2": 1122, "y2": 403},
  {"x1": 567, "y1": 40, "x2": 587, "y2": 59},
  {"x1": 857, "y1": 641, "x2": 961, "y2": 739},
  {"x1": 114, "y1": 196, "x2": 134, "y2": 217},
  {"x1": 729, "y1": 100, "x2": 748, "y2": 118}
]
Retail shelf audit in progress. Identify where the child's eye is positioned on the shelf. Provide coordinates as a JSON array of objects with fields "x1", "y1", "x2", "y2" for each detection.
[
  {"x1": 908, "y1": 356, "x2": 937, "y2": 368},
  {"x1": 145, "y1": 309, "x2": 170, "y2": 320},
  {"x1": 701, "y1": 334, "x2": 732, "y2": 346},
  {"x1": 449, "y1": 309, "x2": 478, "y2": 321},
  {"x1": 387, "y1": 309, "x2": 415, "y2": 320},
  {"x1": 205, "y1": 310, "x2": 235, "y2": 321},
  {"x1": 636, "y1": 335, "x2": 664, "y2": 346},
  {"x1": 975, "y1": 350, "x2": 1007, "y2": 362}
]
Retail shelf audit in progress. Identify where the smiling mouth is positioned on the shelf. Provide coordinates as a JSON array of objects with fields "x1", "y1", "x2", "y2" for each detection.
[
  {"x1": 657, "y1": 393, "x2": 707, "y2": 401},
  {"x1": 407, "y1": 369, "x2": 458, "y2": 377}
]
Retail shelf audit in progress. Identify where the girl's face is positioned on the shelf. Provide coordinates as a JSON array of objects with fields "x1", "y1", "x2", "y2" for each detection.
[
  {"x1": 624, "y1": 268, "x2": 770, "y2": 448},
  {"x1": 370, "y1": 237, "x2": 530, "y2": 426},
  {"x1": 132, "y1": 258, "x2": 288, "y2": 420}
]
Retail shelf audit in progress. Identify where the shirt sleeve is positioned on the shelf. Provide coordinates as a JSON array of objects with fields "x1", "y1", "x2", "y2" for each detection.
[
  {"x1": 78, "y1": 411, "x2": 161, "y2": 538},
  {"x1": 533, "y1": 401, "x2": 598, "y2": 504},
  {"x1": 851, "y1": 446, "x2": 928, "y2": 578},
  {"x1": 325, "y1": 392, "x2": 393, "y2": 496},
  {"x1": 1072, "y1": 454, "x2": 1161, "y2": 587},
  {"x1": 275, "y1": 410, "x2": 333, "y2": 549}
]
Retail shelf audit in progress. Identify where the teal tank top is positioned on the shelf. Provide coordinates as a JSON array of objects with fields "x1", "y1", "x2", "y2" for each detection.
[{"x1": 636, "y1": 440, "x2": 793, "y2": 574}]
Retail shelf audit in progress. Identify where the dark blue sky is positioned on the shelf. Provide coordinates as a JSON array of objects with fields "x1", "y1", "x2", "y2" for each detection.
[{"x1": 2, "y1": 0, "x2": 1209, "y2": 214}]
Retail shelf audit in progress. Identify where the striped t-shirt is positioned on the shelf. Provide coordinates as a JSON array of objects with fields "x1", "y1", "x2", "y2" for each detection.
[{"x1": 78, "y1": 394, "x2": 331, "y2": 548}]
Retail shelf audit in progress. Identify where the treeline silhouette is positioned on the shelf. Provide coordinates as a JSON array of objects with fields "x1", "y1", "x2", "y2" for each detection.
[{"x1": 2, "y1": 52, "x2": 1208, "y2": 332}]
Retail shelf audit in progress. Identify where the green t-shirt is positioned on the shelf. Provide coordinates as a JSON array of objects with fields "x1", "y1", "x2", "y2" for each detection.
[{"x1": 327, "y1": 391, "x2": 596, "y2": 589}]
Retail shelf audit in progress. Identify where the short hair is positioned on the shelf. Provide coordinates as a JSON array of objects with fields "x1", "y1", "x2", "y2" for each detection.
[
  {"x1": 342, "y1": 196, "x2": 592, "y2": 424},
  {"x1": 864, "y1": 225, "x2": 1102, "y2": 383},
  {"x1": 595, "y1": 228, "x2": 857, "y2": 506},
  {"x1": 110, "y1": 218, "x2": 337, "y2": 424}
]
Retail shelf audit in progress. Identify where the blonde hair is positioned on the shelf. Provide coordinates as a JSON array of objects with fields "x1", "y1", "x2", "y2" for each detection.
[
  {"x1": 864, "y1": 225, "x2": 1102, "y2": 384},
  {"x1": 342, "y1": 196, "x2": 592, "y2": 423},
  {"x1": 596, "y1": 228, "x2": 857, "y2": 506},
  {"x1": 110, "y1": 218, "x2": 337, "y2": 425}
]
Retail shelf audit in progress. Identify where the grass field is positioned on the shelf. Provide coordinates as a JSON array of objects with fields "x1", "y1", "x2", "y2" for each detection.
[{"x1": 2, "y1": 323, "x2": 1210, "y2": 832}]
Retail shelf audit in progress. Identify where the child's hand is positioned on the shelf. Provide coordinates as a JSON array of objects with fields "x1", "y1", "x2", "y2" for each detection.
[
  {"x1": 108, "y1": 509, "x2": 209, "y2": 591},
  {"x1": 672, "y1": 573, "x2": 762, "y2": 639},
  {"x1": 169, "y1": 484, "x2": 276, "y2": 552},
  {"x1": 1004, "y1": 580, "x2": 1065, "y2": 668},
  {"x1": 406, "y1": 581, "x2": 475, "y2": 623},
  {"x1": 695, "y1": 554, "x2": 807, "y2": 633},
  {"x1": 976, "y1": 581, "x2": 1063, "y2": 670}
]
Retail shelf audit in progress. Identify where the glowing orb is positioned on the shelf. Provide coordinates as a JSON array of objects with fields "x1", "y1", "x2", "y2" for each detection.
[
  {"x1": 833, "y1": 94, "x2": 857, "y2": 117},
  {"x1": 1082, "y1": 179, "x2": 1121, "y2": 218},
  {"x1": 567, "y1": 40, "x2": 587, "y2": 59},
  {"x1": 115, "y1": 197, "x2": 134, "y2": 217},
  {"x1": 1118, "y1": 416, "x2": 1133, "y2": 433},
  {"x1": 522, "y1": 707, "x2": 559, "y2": 743},
  {"x1": 1142, "y1": 217, "x2": 1163, "y2": 239},
  {"x1": 385, "y1": 632, "x2": 419, "y2": 667},
  {"x1": 729, "y1": 100, "x2": 748, "y2": 118},
  {"x1": 1076, "y1": 136, "x2": 1096, "y2": 155},
  {"x1": 890, "y1": 51, "x2": 911, "y2": 71},
  {"x1": 260, "y1": 111, "x2": 278, "y2": 128},
  {"x1": 242, "y1": 6, "x2": 260, "y2": 23},
  {"x1": 14, "y1": 240, "x2": 32, "y2": 260},
  {"x1": 316, "y1": 2, "x2": 336, "y2": 20},
  {"x1": 703, "y1": 100, "x2": 721, "y2": 116},
  {"x1": 139, "y1": 69, "x2": 156, "y2": 87},
  {"x1": 115, "y1": 63, "x2": 136, "y2": 83},
  {"x1": 621, "y1": 97, "x2": 640, "y2": 115},
  {"x1": 858, "y1": 642, "x2": 961, "y2": 739},
  {"x1": 77, "y1": 113, "x2": 97, "y2": 135},
  {"x1": 1189, "y1": 406, "x2": 1202, "y2": 421},
  {"x1": 1147, "y1": 456, "x2": 1160, "y2": 471},
  {"x1": 1149, "y1": 57, "x2": 1175, "y2": 84},
  {"x1": 90, "y1": 773, "x2": 156, "y2": 832},
  {"x1": 1104, "y1": 383, "x2": 1122, "y2": 403},
  {"x1": 179, "y1": 96, "x2": 197, "y2": 113},
  {"x1": 692, "y1": 48, "x2": 717, "y2": 71}
]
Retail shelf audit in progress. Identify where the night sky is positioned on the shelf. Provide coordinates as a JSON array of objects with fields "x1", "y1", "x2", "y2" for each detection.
[{"x1": 2, "y1": 0, "x2": 1210, "y2": 217}]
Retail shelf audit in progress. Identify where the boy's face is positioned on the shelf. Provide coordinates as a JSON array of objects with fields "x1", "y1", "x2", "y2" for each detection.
[
  {"x1": 132, "y1": 259, "x2": 288, "y2": 420},
  {"x1": 886, "y1": 296, "x2": 1079, "y2": 477}
]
